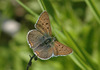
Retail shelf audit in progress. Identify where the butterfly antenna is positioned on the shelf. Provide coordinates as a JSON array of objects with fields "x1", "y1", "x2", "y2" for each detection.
[{"x1": 26, "y1": 54, "x2": 37, "y2": 70}]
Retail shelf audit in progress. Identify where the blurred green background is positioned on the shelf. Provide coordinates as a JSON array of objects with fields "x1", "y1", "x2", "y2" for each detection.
[{"x1": 0, "y1": 0, "x2": 100, "y2": 70}]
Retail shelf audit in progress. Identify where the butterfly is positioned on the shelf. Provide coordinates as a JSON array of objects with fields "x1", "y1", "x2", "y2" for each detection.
[{"x1": 27, "y1": 11, "x2": 73, "y2": 60}]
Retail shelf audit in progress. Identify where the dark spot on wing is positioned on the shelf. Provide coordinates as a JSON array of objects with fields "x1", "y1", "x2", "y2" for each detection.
[
  {"x1": 47, "y1": 27, "x2": 49, "y2": 29},
  {"x1": 42, "y1": 23, "x2": 44, "y2": 25},
  {"x1": 59, "y1": 50, "x2": 61, "y2": 51},
  {"x1": 46, "y1": 23, "x2": 48, "y2": 25}
]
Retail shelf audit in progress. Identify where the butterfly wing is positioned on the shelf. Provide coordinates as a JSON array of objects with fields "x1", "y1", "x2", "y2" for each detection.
[
  {"x1": 53, "y1": 41, "x2": 73, "y2": 56},
  {"x1": 27, "y1": 11, "x2": 72, "y2": 60},
  {"x1": 27, "y1": 29, "x2": 53, "y2": 60},
  {"x1": 27, "y1": 29, "x2": 44, "y2": 49},
  {"x1": 35, "y1": 11, "x2": 52, "y2": 36},
  {"x1": 34, "y1": 44, "x2": 53, "y2": 60}
]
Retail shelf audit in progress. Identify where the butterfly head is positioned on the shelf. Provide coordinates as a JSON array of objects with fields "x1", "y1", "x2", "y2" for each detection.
[{"x1": 44, "y1": 37, "x2": 55, "y2": 45}]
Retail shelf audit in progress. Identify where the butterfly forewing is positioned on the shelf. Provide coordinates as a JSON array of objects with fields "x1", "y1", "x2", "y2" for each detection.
[
  {"x1": 35, "y1": 11, "x2": 52, "y2": 36},
  {"x1": 27, "y1": 29, "x2": 44, "y2": 49},
  {"x1": 53, "y1": 41, "x2": 73, "y2": 56}
]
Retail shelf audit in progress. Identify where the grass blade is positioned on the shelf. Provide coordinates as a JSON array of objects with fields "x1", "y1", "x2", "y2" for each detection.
[
  {"x1": 16, "y1": 0, "x2": 38, "y2": 19},
  {"x1": 85, "y1": 0, "x2": 100, "y2": 24}
]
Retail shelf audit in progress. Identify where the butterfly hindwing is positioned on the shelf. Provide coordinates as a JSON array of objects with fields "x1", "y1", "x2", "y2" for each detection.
[
  {"x1": 53, "y1": 41, "x2": 73, "y2": 56},
  {"x1": 34, "y1": 44, "x2": 53, "y2": 60},
  {"x1": 35, "y1": 11, "x2": 52, "y2": 36}
]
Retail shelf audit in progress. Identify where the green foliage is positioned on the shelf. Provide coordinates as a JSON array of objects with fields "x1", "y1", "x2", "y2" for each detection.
[{"x1": 0, "y1": 0, "x2": 100, "y2": 70}]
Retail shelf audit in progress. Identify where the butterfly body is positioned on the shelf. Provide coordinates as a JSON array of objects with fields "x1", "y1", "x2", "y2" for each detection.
[
  {"x1": 40, "y1": 37, "x2": 54, "y2": 47},
  {"x1": 27, "y1": 11, "x2": 72, "y2": 60}
]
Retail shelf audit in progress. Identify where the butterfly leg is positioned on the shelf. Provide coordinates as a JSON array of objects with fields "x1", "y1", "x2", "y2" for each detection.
[{"x1": 26, "y1": 54, "x2": 37, "y2": 70}]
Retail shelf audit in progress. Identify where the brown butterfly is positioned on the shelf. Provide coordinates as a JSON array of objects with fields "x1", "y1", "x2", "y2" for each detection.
[{"x1": 27, "y1": 11, "x2": 72, "y2": 60}]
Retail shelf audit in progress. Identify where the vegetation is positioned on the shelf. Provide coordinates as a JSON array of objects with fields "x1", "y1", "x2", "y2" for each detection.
[{"x1": 0, "y1": 0, "x2": 100, "y2": 70}]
